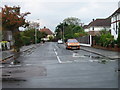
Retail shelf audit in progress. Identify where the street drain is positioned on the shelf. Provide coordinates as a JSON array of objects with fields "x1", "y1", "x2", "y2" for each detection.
[{"x1": 2, "y1": 78, "x2": 26, "y2": 82}]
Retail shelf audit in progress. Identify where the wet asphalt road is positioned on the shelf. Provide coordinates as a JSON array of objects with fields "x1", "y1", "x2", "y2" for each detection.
[{"x1": 2, "y1": 42, "x2": 118, "y2": 88}]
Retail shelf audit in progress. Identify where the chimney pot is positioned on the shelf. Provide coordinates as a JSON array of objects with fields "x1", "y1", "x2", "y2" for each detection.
[{"x1": 118, "y1": 1, "x2": 120, "y2": 8}]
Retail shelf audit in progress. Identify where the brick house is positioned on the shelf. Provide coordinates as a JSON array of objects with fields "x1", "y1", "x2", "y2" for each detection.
[{"x1": 40, "y1": 27, "x2": 54, "y2": 41}]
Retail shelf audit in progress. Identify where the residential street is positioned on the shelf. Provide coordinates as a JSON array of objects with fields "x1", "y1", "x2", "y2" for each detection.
[{"x1": 1, "y1": 42, "x2": 118, "y2": 88}]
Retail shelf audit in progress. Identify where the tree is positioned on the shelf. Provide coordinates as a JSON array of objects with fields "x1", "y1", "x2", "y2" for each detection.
[
  {"x1": 63, "y1": 17, "x2": 81, "y2": 26},
  {"x1": 2, "y1": 5, "x2": 30, "y2": 52},
  {"x1": 20, "y1": 28, "x2": 48, "y2": 45},
  {"x1": 55, "y1": 17, "x2": 86, "y2": 40},
  {"x1": 2, "y1": 5, "x2": 30, "y2": 31},
  {"x1": 72, "y1": 26, "x2": 84, "y2": 33},
  {"x1": 20, "y1": 29, "x2": 35, "y2": 44},
  {"x1": 55, "y1": 23, "x2": 64, "y2": 40},
  {"x1": 13, "y1": 32, "x2": 23, "y2": 52}
]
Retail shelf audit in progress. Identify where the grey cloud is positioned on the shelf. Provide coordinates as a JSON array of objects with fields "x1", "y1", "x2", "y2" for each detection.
[{"x1": 1, "y1": 0, "x2": 119, "y2": 31}]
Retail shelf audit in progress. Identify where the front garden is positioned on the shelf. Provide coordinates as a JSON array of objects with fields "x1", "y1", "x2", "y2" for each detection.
[{"x1": 93, "y1": 27, "x2": 120, "y2": 52}]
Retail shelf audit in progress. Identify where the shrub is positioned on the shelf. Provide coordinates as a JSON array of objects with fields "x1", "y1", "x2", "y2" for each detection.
[
  {"x1": 99, "y1": 33, "x2": 114, "y2": 47},
  {"x1": 94, "y1": 36, "x2": 100, "y2": 44},
  {"x1": 111, "y1": 40, "x2": 117, "y2": 48},
  {"x1": 21, "y1": 36, "x2": 31, "y2": 45}
]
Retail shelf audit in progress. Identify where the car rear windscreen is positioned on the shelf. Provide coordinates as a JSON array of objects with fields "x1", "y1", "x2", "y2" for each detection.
[{"x1": 68, "y1": 39, "x2": 78, "y2": 43}]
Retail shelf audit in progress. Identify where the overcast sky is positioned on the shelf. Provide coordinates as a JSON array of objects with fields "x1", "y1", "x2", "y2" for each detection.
[{"x1": 1, "y1": 0, "x2": 120, "y2": 32}]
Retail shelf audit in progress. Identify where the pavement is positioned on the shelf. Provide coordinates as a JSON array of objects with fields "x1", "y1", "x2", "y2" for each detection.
[
  {"x1": 80, "y1": 46, "x2": 120, "y2": 60},
  {"x1": 1, "y1": 44, "x2": 38, "y2": 62}
]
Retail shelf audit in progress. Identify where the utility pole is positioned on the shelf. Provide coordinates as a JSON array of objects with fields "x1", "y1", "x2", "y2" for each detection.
[
  {"x1": 63, "y1": 23, "x2": 64, "y2": 43},
  {"x1": 35, "y1": 28, "x2": 37, "y2": 44},
  {"x1": 35, "y1": 19, "x2": 40, "y2": 44}
]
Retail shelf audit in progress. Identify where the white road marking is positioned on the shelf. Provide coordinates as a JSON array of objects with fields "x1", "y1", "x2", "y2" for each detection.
[
  {"x1": 54, "y1": 48, "x2": 62, "y2": 63},
  {"x1": 55, "y1": 51, "x2": 58, "y2": 56},
  {"x1": 72, "y1": 53, "x2": 76, "y2": 57},
  {"x1": 57, "y1": 56, "x2": 62, "y2": 63},
  {"x1": 14, "y1": 65, "x2": 22, "y2": 67},
  {"x1": 26, "y1": 64, "x2": 32, "y2": 66},
  {"x1": 54, "y1": 48, "x2": 56, "y2": 51}
]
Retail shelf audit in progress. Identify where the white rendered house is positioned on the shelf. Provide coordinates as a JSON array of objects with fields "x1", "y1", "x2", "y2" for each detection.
[
  {"x1": 111, "y1": 8, "x2": 120, "y2": 40},
  {"x1": 84, "y1": 18, "x2": 111, "y2": 36}
]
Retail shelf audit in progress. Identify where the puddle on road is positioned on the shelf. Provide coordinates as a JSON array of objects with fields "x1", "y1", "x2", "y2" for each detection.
[
  {"x1": 2, "y1": 74, "x2": 11, "y2": 76},
  {"x1": 84, "y1": 54, "x2": 113, "y2": 64},
  {"x1": 71, "y1": 52, "x2": 115, "y2": 64},
  {"x1": 98, "y1": 59, "x2": 110, "y2": 64},
  {"x1": 6, "y1": 70, "x2": 25, "y2": 74},
  {"x1": 84, "y1": 54, "x2": 102, "y2": 59}
]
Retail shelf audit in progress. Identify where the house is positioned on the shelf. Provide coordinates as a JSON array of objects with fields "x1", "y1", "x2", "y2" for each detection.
[
  {"x1": 110, "y1": 8, "x2": 120, "y2": 40},
  {"x1": 40, "y1": 27, "x2": 54, "y2": 41},
  {"x1": 83, "y1": 25, "x2": 89, "y2": 32},
  {"x1": 84, "y1": 18, "x2": 111, "y2": 36}
]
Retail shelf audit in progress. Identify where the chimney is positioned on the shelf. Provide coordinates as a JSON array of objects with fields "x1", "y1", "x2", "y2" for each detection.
[{"x1": 118, "y1": 1, "x2": 120, "y2": 8}]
